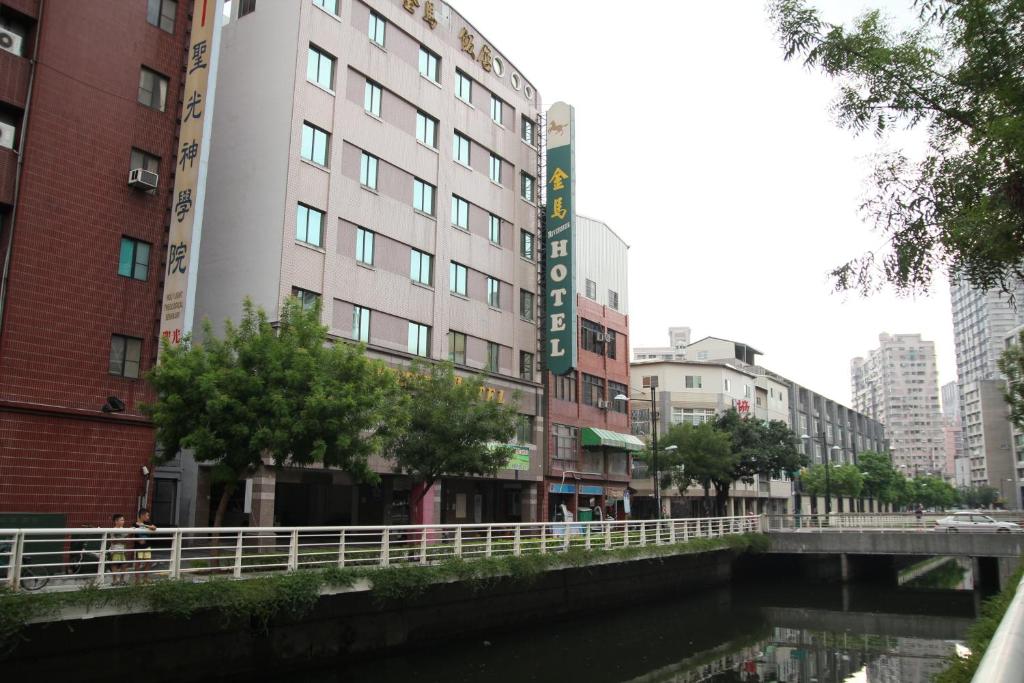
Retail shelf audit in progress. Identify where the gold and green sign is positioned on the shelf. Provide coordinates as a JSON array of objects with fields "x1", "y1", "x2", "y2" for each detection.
[{"x1": 545, "y1": 101, "x2": 576, "y2": 376}]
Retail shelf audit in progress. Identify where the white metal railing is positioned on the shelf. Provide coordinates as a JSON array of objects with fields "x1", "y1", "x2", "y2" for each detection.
[
  {"x1": 0, "y1": 515, "x2": 761, "y2": 593},
  {"x1": 766, "y1": 512, "x2": 1024, "y2": 533},
  {"x1": 973, "y1": 573, "x2": 1024, "y2": 682}
]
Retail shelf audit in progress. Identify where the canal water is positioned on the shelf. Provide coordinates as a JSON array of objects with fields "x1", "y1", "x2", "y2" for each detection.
[{"x1": 299, "y1": 560, "x2": 981, "y2": 683}]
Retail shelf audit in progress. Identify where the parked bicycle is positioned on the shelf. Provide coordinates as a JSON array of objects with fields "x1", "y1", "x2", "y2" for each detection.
[{"x1": 0, "y1": 540, "x2": 49, "y2": 591}]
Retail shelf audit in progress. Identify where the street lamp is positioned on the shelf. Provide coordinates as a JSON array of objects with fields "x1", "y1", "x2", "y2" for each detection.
[
  {"x1": 614, "y1": 388, "x2": 671, "y2": 520},
  {"x1": 801, "y1": 433, "x2": 841, "y2": 516}
]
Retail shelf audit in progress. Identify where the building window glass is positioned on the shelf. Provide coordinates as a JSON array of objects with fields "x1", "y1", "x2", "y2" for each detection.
[
  {"x1": 368, "y1": 11, "x2": 386, "y2": 47},
  {"x1": 487, "y1": 277, "x2": 500, "y2": 308},
  {"x1": 685, "y1": 375, "x2": 703, "y2": 389},
  {"x1": 130, "y1": 148, "x2": 160, "y2": 175},
  {"x1": 521, "y1": 115, "x2": 535, "y2": 145},
  {"x1": 723, "y1": 378, "x2": 731, "y2": 392},
  {"x1": 416, "y1": 111, "x2": 437, "y2": 148},
  {"x1": 449, "y1": 262, "x2": 468, "y2": 296},
  {"x1": 516, "y1": 414, "x2": 535, "y2": 444},
  {"x1": 352, "y1": 306, "x2": 371, "y2": 343},
  {"x1": 585, "y1": 279, "x2": 597, "y2": 299},
  {"x1": 452, "y1": 132, "x2": 470, "y2": 166},
  {"x1": 606, "y1": 329, "x2": 617, "y2": 359},
  {"x1": 582, "y1": 373, "x2": 605, "y2": 407},
  {"x1": 306, "y1": 45, "x2": 335, "y2": 90},
  {"x1": 448, "y1": 331, "x2": 467, "y2": 364},
  {"x1": 520, "y1": 289, "x2": 534, "y2": 321},
  {"x1": 676, "y1": 408, "x2": 716, "y2": 426},
  {"x1": 581, "y1": 319, "x2": 605, "y2": 355},
  {"x1": 109, "y1": 335, "x2": 142, "y2": 379},
  {"x1": 413, "y1": 178, "x2": 435, "y2": 214},
  {"x1": 520, "y1": 351, "x2": 534, "y2": 381},
  {"x1": 238, "y1": 0, "x2": 256, "y2": 16},
  {"x1": 553, "y1": 424, "x2": 578, "y2": 466},
  {"x1": 295, "y1": 204, "x2": 324, "y2": 247},
  {"x1": 488, "y1": 214, "x2": 501, "y2": 244},
  {"x1": 490, "y1": 95, "x2": 503, "y2": 124},
  {"x1": 355, "y1": 227, "x2": 374, "y2": 265},
  {"x1": 554, "y1": 371, "x2": 577, "y2": 402},
  {"x1": 520, "y1": 172, "x2": 535, "y2": 201},
  {"x1": 608, "y1": 289, "x2": 619, "y2": 311},
  {"x1": 292, "y1": 287, "x2": 320, "y2": 311},
  {"x1": 410, "y1": 249, "x2": 432, "y2": 285},
  {"x1": 520, "y1": 230, "x2": 534, "y2": 260},
  {"x1": 300, "y1": 122, "x2": 329, "y2": 165},
  {"x1": 408, "y1": 322, "x2": 430, "y2": 357},
  {"x1": 418, "y1": 46, "x2": 439, "y2": 82},
  {"x1": 486, "y1": 342, "x2": 500, "y2": 373},
  {"x1": 313, "y1": 0, "x2": 338, "y2": 15},
  {"x1": 488, "y1": 153, "x2": 502, "y2": 184},
  {"x1": 364, "y1": 80, "x2": 382, "y2": 116},
  {"x1": 138, "y1": 68, "x2": 168, "y2": 111},
  {"x1": 608, "y1": 381, "x2": 628, "y2": 413},
  {"x1": 455, "y1": 70, "x2": 472, "y2": 102},
  {"x1": 118, "y1": 238, "x2": 151, "y2": 281},
  {"x1": 359, "y1": 152, "x2": 379, "y2": 190},
  {"x1": 451, "y1": 195, "x2": 469, "y2": 229},
  {"x1": 147, "y1": 0, "x2": 176, "y2": 33}
]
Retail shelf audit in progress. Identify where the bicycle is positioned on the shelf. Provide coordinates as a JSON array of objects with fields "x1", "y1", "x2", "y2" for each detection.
[{"x1": 0, "y1": 541, "x2": 49, "y2": 591}]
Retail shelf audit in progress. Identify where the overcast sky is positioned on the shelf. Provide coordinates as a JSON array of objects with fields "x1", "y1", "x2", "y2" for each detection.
[{"x1": 458, "y1": 0, "x2": 957, "y2": 406}]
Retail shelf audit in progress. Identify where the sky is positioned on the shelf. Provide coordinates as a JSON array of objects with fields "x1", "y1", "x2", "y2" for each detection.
[{"x1": 457, "y1": 0, "x2": 958, "y2": 406}]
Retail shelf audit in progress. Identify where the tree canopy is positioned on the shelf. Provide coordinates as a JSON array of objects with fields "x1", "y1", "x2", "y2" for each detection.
[
  {"x1": 770, "y1": 0, "x2": 1024, "y2": 294},
  {"x1": 800, "y1": 463, "x2": 865, "y2": 497},
  {"x1": 998, "y1": 329, "x2": 1024, "y2": 432},
  {"x1": 659, "y1": 421, "x2": 735, "y2": 516},
  {"x1": 857, "y1": 451, "x2": 903, "y2": 503}
]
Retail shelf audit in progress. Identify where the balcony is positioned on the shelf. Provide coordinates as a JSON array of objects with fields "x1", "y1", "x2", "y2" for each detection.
[
  {"x1": 0, "y1": 48, "x2": 30, "y2": 108},
  {"x1": 0, "y1": 147, "x2": 16, "y2": 206}
]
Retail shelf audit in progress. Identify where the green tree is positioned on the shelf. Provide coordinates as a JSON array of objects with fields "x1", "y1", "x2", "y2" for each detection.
[
  {"x1": 857, "y1": 451, "x2": 902, "y2": 503},
  {"x1": 907, "y1": 475, "x2": 959, "y2": 509},
  {"x1": 770, "y1": 0, "x2": 1024, "y2": 294},
  {"x1": 388, "y1": 362, "x2": 520, "y2": 515},
  {"x1": 998, "y1": 329, "x2": 1024, "y2": 431},
  {"x1": 958, "y1": 485, "x2": 1000, "y2": 509},
  {"x1": 660, "y1": 422, "x2": 735, "y2": 516},
  {"x1": 800, "y1": 463, "x2": 865, "y2": 498},
  {"x1": 144, "y1": 297, "x2": 404, "y2": 526}
]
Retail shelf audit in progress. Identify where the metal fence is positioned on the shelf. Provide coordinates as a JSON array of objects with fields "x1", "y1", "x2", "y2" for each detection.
[
  {"x1": 973, "y1": 573, "x2": 1024, "y2": 682},
  {"x1": 0, "y1": 515, "x2": 761, "y2": 592},
  {"x1": 765, "y1": 512, "x2": 1024, "y2": 532}
]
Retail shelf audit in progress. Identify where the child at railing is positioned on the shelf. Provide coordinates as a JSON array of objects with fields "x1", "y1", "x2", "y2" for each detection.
[{"x1": 108, "y1": 514, "x2": 129, "y2": 586}]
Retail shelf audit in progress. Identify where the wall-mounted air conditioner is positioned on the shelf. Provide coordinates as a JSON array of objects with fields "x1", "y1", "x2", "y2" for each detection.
[
  {"x1": 597, "y1": 399, "x2": 609, "y2": 409},
  {"x1": 0, "y1": 27, "x2": 24, "y2": 57},
  {"x1": 0, "y1": 122, "x2": 15, "y2": 150},
  {"x1": 128, "y1": 167, "x2": 159, "y2": 191}
]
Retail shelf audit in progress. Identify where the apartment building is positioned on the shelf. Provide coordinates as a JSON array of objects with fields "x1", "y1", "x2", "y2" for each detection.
[
  {"x1": 851, "y1": 333, "x2": 944, "y2": 475},
  {"x1": 1007, "y1": 325, "x2": 1023, "y2": 507},
  {"x1": 188, "y1": 0, "x2": 544, "y2": 527},
  {"x1": 633, "y1": 327, "x2": 690, "y2": 361},
  {"x1": 0, "y1": 0, "x2": 190, "y2": 526},
  {"x1": 941, "y1": 381, "x2": 964, "y2": 483}
]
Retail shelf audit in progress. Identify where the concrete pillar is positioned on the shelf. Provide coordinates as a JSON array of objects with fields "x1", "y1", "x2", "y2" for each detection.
[
  {"x1": 840, "y1": 553, "x2": 850, "y2": 582},
  {"x1": 409, "y1": 482, "x2": 437, "y2": 525},
  {"x1": 521, "y1": 483, "x2": 538, "y2": 523},
  {"x1": 998, "y1": 556, "x2": 1021, "y2": 591},
  {"x1": 248, "y1": 468, "x2": 277, "y2": 527}
]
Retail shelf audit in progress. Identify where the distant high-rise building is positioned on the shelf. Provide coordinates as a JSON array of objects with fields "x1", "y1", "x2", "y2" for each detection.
[
  {"x1": 851, "y1": 333, "x2": 945, "y2": 475},
  {"x1": 633, "y1": 326, "x2": 690, "y2": 361},
  {"x1": 941, "y1": 381, "x2": 960, "y2": 419},
  {"x1": 941, "y1": 381, "x2": 964, "y2": 482}
]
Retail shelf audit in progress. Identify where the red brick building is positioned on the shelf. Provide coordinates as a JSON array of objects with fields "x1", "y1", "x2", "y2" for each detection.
[
  {"x1": 543, "y1": 216, "x2": 636, "y2": 522},
  {"x1": 0, "y1": 0, "x2": 190, "y2": 526}
]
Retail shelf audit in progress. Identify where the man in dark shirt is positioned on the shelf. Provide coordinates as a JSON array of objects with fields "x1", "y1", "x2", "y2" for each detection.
[{"x1": 134, "y1": 508, "x2": 157, "y2": 583}]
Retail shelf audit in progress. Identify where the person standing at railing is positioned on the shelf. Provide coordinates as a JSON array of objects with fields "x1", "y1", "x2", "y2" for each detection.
[
  {"x1": 915, "y1": 504, "x2": 924, "y2": 530},
  {"x1": 108, "y1": 514, "x2": 129, "y2": 586},
  {"x1": 133, "y1": 509, "x2": 157, "y2": 583}
]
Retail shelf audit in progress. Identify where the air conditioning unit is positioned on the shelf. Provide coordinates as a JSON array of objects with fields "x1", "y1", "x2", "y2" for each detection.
[
  {"x1": 0, "y1": 27, "x2": 24, "y2": 57},
  {"x1": 597, "y1": 399, "x2": 609, "y2": 409},
  {"x1": 595, "y1": 333, "x2": 606, "y2": 342},
  {"x1": 128, "y1": 167, "x2": 159, "y2": 191},
  {"x1": 0, "y1": 122, "x2": 14, "y2": 150}
]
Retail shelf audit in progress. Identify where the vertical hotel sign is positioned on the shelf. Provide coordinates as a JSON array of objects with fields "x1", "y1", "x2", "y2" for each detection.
[
  {"x1": 159, "y1": 0, "x2": 224, "y2": 349},
  {"x1": 545, "y1": 102, "x2": 576, "y2": 375}
]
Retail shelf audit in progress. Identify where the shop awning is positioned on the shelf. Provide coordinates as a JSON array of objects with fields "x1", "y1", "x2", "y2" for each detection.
[{"x1": 580, "y1": 428, "x2": 645, "y2": 451}]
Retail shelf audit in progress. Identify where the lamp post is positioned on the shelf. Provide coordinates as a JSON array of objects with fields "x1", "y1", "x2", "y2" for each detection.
[
  {"x1": 801, "y1": 432, "x2": 841, "y2": 516},
  {"x1": 614, "y1": 388, "x2": 672, "y2": 520}
]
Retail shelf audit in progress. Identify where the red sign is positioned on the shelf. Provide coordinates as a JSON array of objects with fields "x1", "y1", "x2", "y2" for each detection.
[{"x1": 734, "y1": 399, "x2": 750, "y2": 414}]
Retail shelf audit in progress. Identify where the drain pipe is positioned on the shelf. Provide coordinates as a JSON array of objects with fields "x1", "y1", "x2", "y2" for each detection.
[{"x1": 0, "y1": 0, "x2": 45, "y2": 337}]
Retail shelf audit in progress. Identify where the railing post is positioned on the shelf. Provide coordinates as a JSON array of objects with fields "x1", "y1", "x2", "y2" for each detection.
[
  {"x1": 233, "y1": 531, "x2": 244, "y2": 578},
  {"x1": 454, "y1": 526, "x2": 462, "y2": 558},
  {"x1": 167, "y1": 530, "x2": 181, "y2": 579},
  {"x1": 655, "y1": 519, "x2": 662, "y2": 545},
  {"x1": 381, "y1": 528, "x2": 391, "y2": 567},
  {"x1": 338, "y1": 530, "x2": 346, "y2": 568},
  {"x1": 540, "y1": 524, "x2": 547, "y2": 554},
  {"x1": 585, "y1": 522, "x2": 591, "y2": 550},
  {"x1": 288, "y1": 529, "x2": 299, "y2": 571},
  {"x1": 96, "y1": 531, "x2": 109, "y2": 582},
  {"x1": 682, "y1": 519, "x2": 689, "y2": 542},
  {"x1": 513, "y1": 525, "x2": 522, "y2": 556},
  {"x1": 420, "y1": 529, "x2": 428, "y2": 565},
  {"x1": 669, "y1": 519, "x2": 676, "y2": 544},
  {"x1": 486, "y1": 526, "x2": 493, "y2": 557},
  {"x1": 624, "y1": 522, "x2": 630, "y2": 547},
  {"x1": 640, "y1": 522, "x2": 647, "y2": 547},
  {"x1": 10, "y1": 531, "x2": 24, "y2": 591},
  {"x1": 604, "y1": 522, "x2": 611, "y2": 549}
]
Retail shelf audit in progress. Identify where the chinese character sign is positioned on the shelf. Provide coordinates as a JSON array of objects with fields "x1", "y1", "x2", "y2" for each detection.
[
  {"x1": 159, "y1": 0, "x2": 223, "y2": 351},
  {"x1": 545, "y1": 102, "x2": 576, "y2": 376}
]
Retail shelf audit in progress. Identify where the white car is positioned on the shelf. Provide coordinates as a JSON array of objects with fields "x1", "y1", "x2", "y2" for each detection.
[{"x1": 933, "y1": 512, "x2": 1021, "y2": 532}]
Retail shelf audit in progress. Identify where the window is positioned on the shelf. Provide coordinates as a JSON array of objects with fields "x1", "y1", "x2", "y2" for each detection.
[
  {"x1": 520, "y1": 172, "x2": 535, "y2": 201},
  {"x1": 295, "y1": 204, "x2": 324, "y2": 247},
  {"x1": 520, "y1": 231, "x2": 534, "y2": 260},
  {"x1": 307, "y1": 45, "x2": 335, "y2": 90},
  {"x1": 364, "y1": 81, "x2": 382, "y2": 116},
  {"x1": 521, "y1": 115, "x2": 535, "y2": 145},
  {"x1": 455, "y1": 70, "x2": 472, "y2": 102},
  {"x1": 449, "y1": 262, "x2": 468, "y2": 296},
  {"x1": 676, "y1": 408, "x2": 716, "y2": 426},
  {"x1": 685, "y1": 375, "x2": 703, "y2": 389},
  {"x1": 608, "y1": 382, "x2": 628, "y2": 413},
  {"x1": 582, "y1": 319, "x2": 605, "y2": 355},
  {"x1": 486, "y1": 342, "x2": 500, "y2": 373},
  {"x1": 416, "y1": 111, "x2": 437, "y2": 148},
  {"x1": 418, "y1": 46, "x2": 439, "y2": 82},
  {"x1": 410, "y1": 249, "x2": 432, "y2": 285},
  {"x1": 490, "y1": 95, "x2": 503, "y2": 124},
  {"x1": 723, "y1": 378, "x2": 732, "y2": 392},
  {"x1": 448, "y1": 331, "x2": 467, "y2": 364},
  {"x1": 368, "y1": 11, "x2": 386, "y2": 47},
  {"x1": 147, "y1": 0, "x2": 176, "y2": 33},
  {"x1": 413, "y1": 178, "x2": 435, "y2": 214},
  {"x1": 292, "y1": 287, "x2": 320, "y2": 310},
  {"x1": 238, "y1": 0, "x2": 256, "y2": 16},
  {"x1": 696, "y1": 351, "x2": 709, "y2": 360},
  {"x1": 553, "y1": 424, "x2": 578, "y2": 464},
  {"x1": 408, "y1": 322, "x2": 430, "y2": 357},
  {"x1": 109, "y1": 335, "x2": 142, "y2": 379},
  {"x1": 554, "y1": 371, "x2": 577, "y2": 402},
  {"x1": 450, "y1": 195, "x2": 469, "y2": 229},
  {"x1": 313, "y1": 0, "x2": 338, "y2": 14},
  {"x1": 488, "y1": 214, "x2": 501, "y2": 244},
  {"x1": 520, "y1": 289, "x2": 534, "y2": 321},
  {"x1": 300, "y1": 122, "x2": 329, "y2": 166},
  {"x1": 352, "y1": 306, "x2": 371, "y2": 343},
  {"x1": 516, "y1": 415, "x2": 535, "y2": 444},
  {"x1": 585, "y1": 279, "x2": 597, "y2": 299},
  {"x1": 130, "y1": 148, "x2": 160, "y2": 174},
  {"x1": 118, "y1": 238, "x2": 150, "y2": 281},
  {"x1": 608, "y1": 289, "x2": 619, "y2": 311},
  {"x1": 744, "y1": 385, "x2": 752, "y2": 398},
  {"x1": 606, "y1": 330, "x2": 617, "y2": 359},
  {"x1": 520, "y1": 351, "x2": 534, "y2": 381},
  {"x1": 487, "y1": 277, "x2": 500, "y2": 308},
  {"x1": 488, "y1": 153, "x2": 502, "y2": 184},
  {"x1": 582, "y1": 374, "x2": 606, "y2": 407},
  {"x1": 359, "y1": 152, "x2": 378, "y2": 190},
  {"x1": 452, "y1": 131, "x2": 470, "y2": 165},
  {"x1": 355, "y1": 227, "x2": 374, "y2": 265},
  {"x1": 138, "y1": 68, "x2": 168, "y2": 111}
]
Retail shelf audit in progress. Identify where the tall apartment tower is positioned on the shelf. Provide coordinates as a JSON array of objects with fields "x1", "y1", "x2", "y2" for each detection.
[
  {"x1": 190, "y1": 0, "x2": 544, "y2": 526},
  {"x1": 949, "y1": 280, "x2": 1024, "y2": 490},
  {"x1": 851, "y1": 333, "x2": 944, "y2": 475},
  {"x1": 941, "y1": 381, "x2": 964, "y2": 482},
  {"x1": 0, "y1": 0, "x2": 189, "y2": 526}
]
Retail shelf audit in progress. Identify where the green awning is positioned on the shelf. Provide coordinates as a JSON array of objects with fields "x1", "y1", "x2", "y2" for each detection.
[{"x1": 580, "y1": 427, "x2": 645, "y2": 451}]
